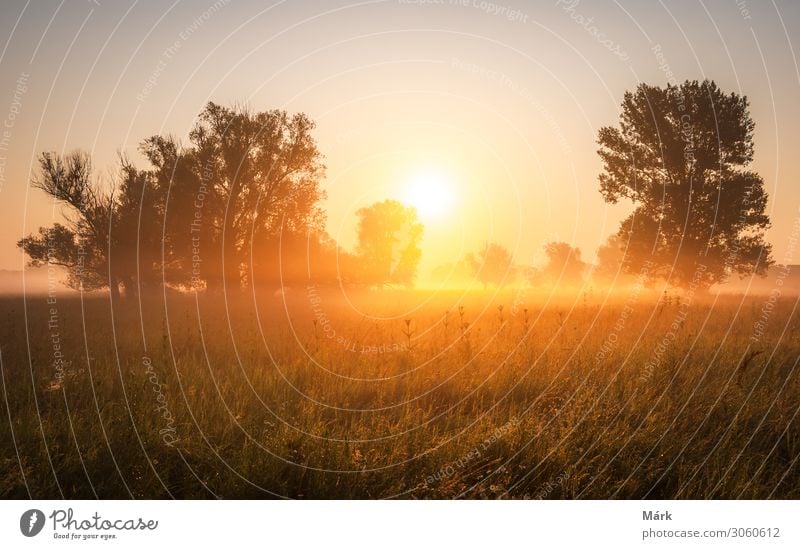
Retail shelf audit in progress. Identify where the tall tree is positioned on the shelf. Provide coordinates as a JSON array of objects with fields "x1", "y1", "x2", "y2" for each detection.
[
  {"x1": 597, "y1": 80, "x2": 772, "y2": 288},
  {"x1": 141, "y1": 102, "x2": 326, "y2": 291},
  {"x1": 138, "y1": 135, "x2": 205, "y2": 289},
  {"x1": 354, "y1": 200, "x2": 423, "y2": 287},
  {"x1": 110, "y1": 158, "x2": 163, "y2": 296}
]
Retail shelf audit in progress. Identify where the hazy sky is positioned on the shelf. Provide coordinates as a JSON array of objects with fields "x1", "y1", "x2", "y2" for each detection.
[{"x1": 1, "y1": 0, "x2": 799, "y2": 278}]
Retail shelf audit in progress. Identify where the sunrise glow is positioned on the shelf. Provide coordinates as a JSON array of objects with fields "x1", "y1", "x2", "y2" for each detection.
[{"x1": 401, "y1": 169, "x2": 456, "y2": 221}]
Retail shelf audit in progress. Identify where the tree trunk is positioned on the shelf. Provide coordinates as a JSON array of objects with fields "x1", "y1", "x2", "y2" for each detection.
[
  {"x1": 109, "y1": 278, "x2": 121, "y2": 302},
  {"x1": 122, "y1": 276, "x2": 138, "y2": 299},
  {"x1": 223, "y1": 232, "x2": 241, "y2": 293}
]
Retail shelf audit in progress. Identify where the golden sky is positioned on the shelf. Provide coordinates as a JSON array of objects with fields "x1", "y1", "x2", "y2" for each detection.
[{"x1": 1, "y1": 0, "x2": 799, "y2": 280}]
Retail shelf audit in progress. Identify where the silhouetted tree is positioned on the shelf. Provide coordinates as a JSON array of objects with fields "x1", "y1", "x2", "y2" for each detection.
[
  {"x1": 598, "y1": 80, "x2": 773, "y2": 288},
  {"x1": 354, "y1": 200, "x2": 423, "y2": 287},
  {"x1": 138, "y1": 135, "x2": 205, "y2": 288},
  {"x1": 541, "y1": 241, "x2": 585, "y2": 285},
  {"x1": 20, "y1": 103, "x2": 330, "y2": 297},
  {"x1": 17, "y1": 152, "x2": 124, "y2": 299},
  {"x1": 469, "y1": 242, "x2": 515, "y2": 288},
  {"x1": 142, "y1": 103, "x2": 326, "y2": 291},
  {"x1": 110, "y1": 158, "x2": 163, "y2": 296}
]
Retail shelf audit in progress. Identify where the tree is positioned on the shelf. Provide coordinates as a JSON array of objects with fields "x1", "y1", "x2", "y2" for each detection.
[
  {"x1": 592, "y1": 233, "x2": 626, "y2": 282},
  {"x1": 18, "y1": 152, "x2": 124, "y2": 299},
  {"x1": 541, "y1": 241, "x2": 585, "y2": 285},
  {"x1": 469, "y1": 242, "x2": 515, "y2": 288},
  {"x1": 138, "y1": 134, "x2": 205, "y2": 289},
  {"x1": 110, "y1": 158, "x2": 163, "y2": 296},
  {"x1": 19, "y1": 103, "x2": 329, "y2": 297},
  {"x1": 354, "y1": 200, "x2": 423, "y2": 287},
  {"x1": 142, "y1": 102, "x2": 326, "y2": 291},
  {"x1": 597, "y1": 80, "x2": 772, "y2": 288},
  {"x1": 17, "y1": 152, "x2": 166, "y2": 300},
  {"x1": 251, "y1": 229, "x2": 348, "y2": 288}
]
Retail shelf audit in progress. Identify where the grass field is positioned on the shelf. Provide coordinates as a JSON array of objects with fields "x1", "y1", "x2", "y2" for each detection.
[{"x1": 1, "y1": 288, "x2": 799, "y2": 499}]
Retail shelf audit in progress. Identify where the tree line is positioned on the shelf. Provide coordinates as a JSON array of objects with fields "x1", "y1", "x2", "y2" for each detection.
[
  {"x1": 18, "y1": 103, "x2": 423, "y2": 299},
  {"x1": 19, "y1": 80, "x2": 773, "y2": 297}
]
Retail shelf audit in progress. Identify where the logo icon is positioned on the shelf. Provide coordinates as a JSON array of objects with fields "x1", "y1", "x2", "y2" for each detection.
[{"x1": 20, "y1": 509, "x2": 45, "y2": 537}]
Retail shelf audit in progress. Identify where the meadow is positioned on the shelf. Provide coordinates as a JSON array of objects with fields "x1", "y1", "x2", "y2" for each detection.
[{"x1": 1, "y1": 287, "x2": 798, "y2": 499}]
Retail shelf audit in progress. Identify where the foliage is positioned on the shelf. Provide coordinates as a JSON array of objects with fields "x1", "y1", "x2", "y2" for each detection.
[
  {"x1": 17, "y1": 152, "x2": 119, "y2": 295},
  {"x1": 469, "y1": 242, "x2": 515, "y2": 288},
  {"x1": 539, "y1": 241, "x2": 586, "y2": 286},
  {"x1": 19, "y1": 103, "x2": 329, "y2": 295},
  {"x1": 354, "y1": 200, "x2": 423, "y2": 287},
  {"x1": 598, "y1": 80, "x2": 773, "y2": 288}
]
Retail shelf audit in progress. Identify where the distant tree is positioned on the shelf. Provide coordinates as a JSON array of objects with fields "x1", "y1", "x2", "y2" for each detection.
[
  {"x1": 541, "y1": 241, "x2": 585, "y2": 285},
  {"x1": 592, "y1": 233, "x2": 626, "y2": 282},
  {"x1": 597, "y1": 80, "x2": 773, "y2": 288},
  {"x1": 251, "y1": 229, "x2": 349, "y2": 288},
  {"x1": 354, "y1": 200, "x2": 423, "y2": 287},
  {"x1": 469, "y1": 242, "x2": 515, "y2": 288},
  {"x1": 431, "y1": 257, "x2": 477, "y2": 288}
]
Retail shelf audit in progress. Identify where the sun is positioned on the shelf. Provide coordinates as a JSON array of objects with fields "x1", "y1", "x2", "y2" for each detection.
[{"x1": 402, "y1": 169, "x2": 455, "y2": 220}]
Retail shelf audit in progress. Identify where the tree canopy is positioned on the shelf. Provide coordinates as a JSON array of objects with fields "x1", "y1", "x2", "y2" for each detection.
[
  {"x1": 597, "y1": 79, "x2": 772, "y2": 288},
  {"x1": 354, "y1": 200, "x2": 423, "y2": 288},
  {"x1": 469, "y1": 242, "x2": 515, "y2": 288},
  {"x1": 19, "y1": 103, "x2": 330, "y2": 297},
  {"x1": 541, "y1": 241, "x2": 585, "y2": 286}
]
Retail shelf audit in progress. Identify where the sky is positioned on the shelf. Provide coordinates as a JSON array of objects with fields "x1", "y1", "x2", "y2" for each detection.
[{"x1": 1, "y1": 0, "x2": 799, "y2": 281}]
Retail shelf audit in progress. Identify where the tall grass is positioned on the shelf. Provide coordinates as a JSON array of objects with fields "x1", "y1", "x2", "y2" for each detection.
[{"x1": 1, "y1": 288, "x2": 798, "y2": 498}]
